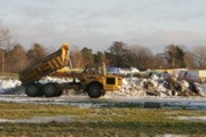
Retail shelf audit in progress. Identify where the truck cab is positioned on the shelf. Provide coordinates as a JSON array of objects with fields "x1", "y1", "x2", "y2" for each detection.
[{"x1": 78, "y1": 66, "x2": 122, "y2": 98}]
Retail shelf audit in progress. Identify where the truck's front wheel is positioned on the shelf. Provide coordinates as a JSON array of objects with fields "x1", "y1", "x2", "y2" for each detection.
[
  {"x1": 43, "y1": 83, "x2": 57, "y2": 97},
  {"x1": 87, "y1": 83, "x2": 102, "y2": 98},
  {"x1": 25, "y1": 83, "x2": 40, "y2": 97}
]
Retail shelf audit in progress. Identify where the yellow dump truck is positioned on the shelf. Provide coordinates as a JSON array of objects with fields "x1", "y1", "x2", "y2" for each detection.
[{"x1": 19, "y1": 43, "x2": 122, "y2": 98}]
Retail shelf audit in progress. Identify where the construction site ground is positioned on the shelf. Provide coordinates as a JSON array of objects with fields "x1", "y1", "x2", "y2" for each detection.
[{"x1": 1, "y1": 94, "x2": 206, "y2": 110}]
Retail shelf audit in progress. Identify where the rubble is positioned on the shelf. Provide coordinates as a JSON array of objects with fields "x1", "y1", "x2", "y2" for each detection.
[{"x1": 107, "y1": 72, "x2": 206, "y2": 97}]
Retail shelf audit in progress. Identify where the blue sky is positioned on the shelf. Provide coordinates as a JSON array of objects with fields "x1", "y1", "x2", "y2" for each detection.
[{"x1": 0, "y1": 0, "x2": 206, "y2": 52}]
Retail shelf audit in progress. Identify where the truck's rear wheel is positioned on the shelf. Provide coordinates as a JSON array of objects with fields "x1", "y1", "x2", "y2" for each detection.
[
  {"x1": 87, "y1": 83, "x2": 102, "y2": 98},
  {"x1": 55, "y1": 90, "x2": 63, "y2": 97},
  {"x1": 25, "y1": 83, "x2": 40, "y2": 97},
  {"x1": 43, "y1": 83, "x2": 57, "y2": 97},
  {"x1": 102, "y1": 91, "x2": 106, "y2": 96}
]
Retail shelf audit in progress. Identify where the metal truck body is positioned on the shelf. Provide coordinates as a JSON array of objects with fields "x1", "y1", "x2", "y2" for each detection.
[{"x1": 19, "y1": 43, "x2": 122, "y2": 98}]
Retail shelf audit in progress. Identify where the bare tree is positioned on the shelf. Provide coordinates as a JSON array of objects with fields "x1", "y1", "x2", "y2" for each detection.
[
  {"x1": 5, "y1": 44, "x2": 29, "y2": 72},
  {"x1": 193, "y1": 46, "x2": 206, "y2": 69},
  {"x1": 0, "y1": 22, "x2": 11, "y2": 49},
  {"x1": 184, "y1": 51, "x2": 196, "y2": 69},
  {"x1": 27, "y1": 43, "x2": 48, "y2": 65},
  {"x1": 70, "y1": 46, "x2": 85, "y2": 68},
  {"x1": 152, "y1": 53, "x2": 167, "y2": 69},
  {"x1": 0, "y1": 21, "x2": 12, "y2": 73},
  {"x1": 129, "y1": 45, "x2": 153, "y2": 70}
]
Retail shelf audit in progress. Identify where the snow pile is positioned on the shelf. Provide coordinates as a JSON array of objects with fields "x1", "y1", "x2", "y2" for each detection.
[
  {"x1": 39, "y1": 76, "x2": 73, "y2": 84},
  {"x1": 0, "y1": 77, "x2": 78, "y2": 94},
  {"x1": 109, "y1": 67, "x2": 140, "y2": 76},
  {"x1": 107, "y1": 73, "x2": 206, "y2": 97},
  {"x1": 0, "y1": 79, "x2": 21, "y2": 93},
  {"x1": 106, "y1": 77, "x2": 146, "y2": 97}
]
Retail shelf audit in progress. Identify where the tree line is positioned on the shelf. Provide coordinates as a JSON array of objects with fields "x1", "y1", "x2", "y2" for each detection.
[{"x1": 1, "y1": 22, "x2": 206, "y2": 73}]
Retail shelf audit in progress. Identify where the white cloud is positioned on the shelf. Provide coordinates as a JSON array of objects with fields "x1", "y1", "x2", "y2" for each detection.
[{"x1": 1, "y1": 0, "x2": 206, "y2": 53}]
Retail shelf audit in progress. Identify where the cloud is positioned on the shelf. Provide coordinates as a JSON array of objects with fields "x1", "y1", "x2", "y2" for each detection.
[
  {"x1": 156, "y1": 10, "x2": 206, "y2": 22},
  {"x1": 119, "y1": 30, "x2": 206, "y2": 52},
  {"x1": 2, "y1": 0, "x2": 206, "y2": 54},
  {"x1": 18, "y1": 6, "x2": 53, "y2": 22},
  {"x1": 7, "y1": 18, "x2": 206, "y2": 54},
  {"x1": 8, "y1": 22, "x2": 113, "y2": 52}
]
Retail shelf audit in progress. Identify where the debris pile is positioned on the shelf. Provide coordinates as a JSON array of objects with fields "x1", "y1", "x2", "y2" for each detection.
[{"x1": 107, "y1": 73, "x2": 206, "y2": 97}]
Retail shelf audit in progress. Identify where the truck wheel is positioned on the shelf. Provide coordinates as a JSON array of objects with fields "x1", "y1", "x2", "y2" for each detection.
[
  {"x1": 102, "y1": 91, "x2": 106, "y2": 96},
  {"x1": 55, "y1": 90, "x2": 63, "y2": 97},
  {"x1": 25, "y1": 83, "x2": 40, "y2": 97},
  {"x1": 43, "y1": 83, "x2": 57, "y2": 97},
  {"x1": 87, "y1": 83, "x2": 102, "y2": 98}
]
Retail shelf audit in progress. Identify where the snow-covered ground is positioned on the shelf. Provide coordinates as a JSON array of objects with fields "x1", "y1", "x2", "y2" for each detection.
[{"x1": 0, "y1": 79, "x2": 21, "y2": 93}]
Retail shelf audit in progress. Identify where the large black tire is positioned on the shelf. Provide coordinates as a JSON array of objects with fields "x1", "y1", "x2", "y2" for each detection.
[
  {"x1": 55, "y1": 90, "x2": 63, "y2": 97},
  {"x1": 43, "y1": 83, "x2": 57, "y2": 97},
  {"x1": 101, "y1": 91, "x2": 106, "y2": 96},
  {"x1": 87, "y1": 83, "x2": 102, "y2": 98},
  {"x1": 25, "y1": 83, "x2": 40, "y2": 97}
]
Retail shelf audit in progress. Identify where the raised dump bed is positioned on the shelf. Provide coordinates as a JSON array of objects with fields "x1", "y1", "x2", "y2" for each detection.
[{"x1": 19, "y1": 43, "x2": 69, "y2": 85}]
